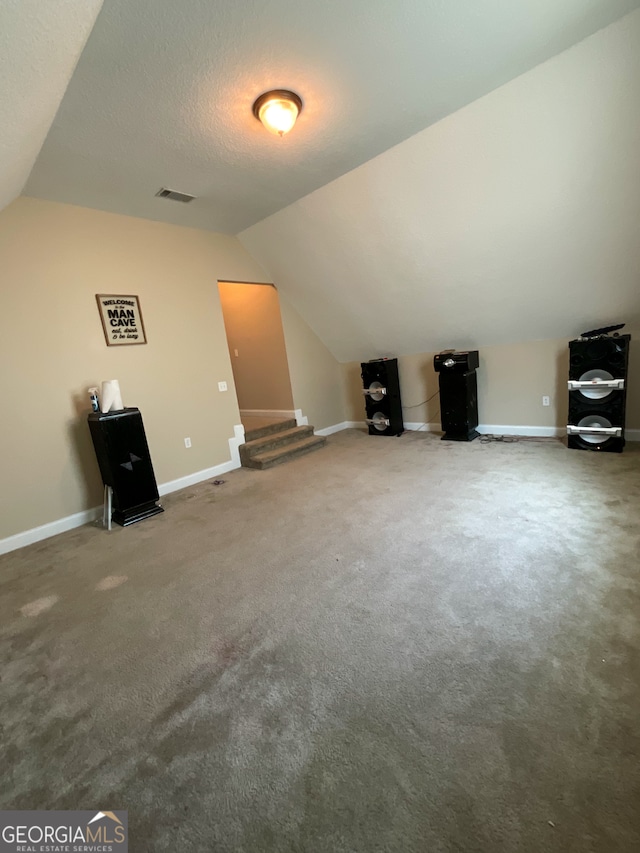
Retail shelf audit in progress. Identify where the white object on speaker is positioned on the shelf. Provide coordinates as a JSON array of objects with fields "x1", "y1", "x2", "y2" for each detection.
[
  {"x1": 100, "y1": 379, "x2": 124, "y2": 413},
  {"x1": 111, "y1": 380, "x2": 124, "y2": 411}
]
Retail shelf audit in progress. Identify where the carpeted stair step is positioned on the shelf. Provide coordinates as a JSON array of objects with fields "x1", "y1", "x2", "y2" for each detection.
[
  {"x1": 240, "y1": 425, "x2": 314, "y2": 463},
  {"x1": 243, "y1": 434, "x2": 327, "y2": 470},
  {"x1": 243, "y1": 418, "x2": 297, "y2": 443}
]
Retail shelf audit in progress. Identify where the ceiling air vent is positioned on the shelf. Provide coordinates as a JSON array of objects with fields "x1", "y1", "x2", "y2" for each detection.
[{"x1": 155, "y1": 187, "x2": 196, "y2": 203}]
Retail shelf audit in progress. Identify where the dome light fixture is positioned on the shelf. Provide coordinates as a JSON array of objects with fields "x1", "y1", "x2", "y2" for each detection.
[{"x1": 252, "y1": 90, "x2": 303, "y2": 137}]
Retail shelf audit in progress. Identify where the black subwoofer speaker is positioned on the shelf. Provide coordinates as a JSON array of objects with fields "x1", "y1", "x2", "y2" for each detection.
[
  {"x1": 88, "y1": 407, "x2": 164, "y2": 525},
  {"x1": 361, "y1": 358, "x2": 404, "y2": 436},
  {"x1": 567, "y1": 335, "x2": 630, "y2": 452},
  {"x1": 569, "y1": 336, "x2": 629, "y2": 381},
  {"x1": 433, "y1": 351, "x2": 480, "y2": 441}
]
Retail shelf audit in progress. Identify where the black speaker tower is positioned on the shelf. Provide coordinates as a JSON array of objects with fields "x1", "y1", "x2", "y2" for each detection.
[
  {"x1": 88, "y1": 407, "x2": 164, "y2": 525},
  {"x1": 567, "y1": 334, "x2": 630, "y2": 452},
  {"x1": 433, "y1": 350, "x2": 480, "y2": 441},
  {"x1": 360, "y1": 358, "x2": 404, "y2": 436}
]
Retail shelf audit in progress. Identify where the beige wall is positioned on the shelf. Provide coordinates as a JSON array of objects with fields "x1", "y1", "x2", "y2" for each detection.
[
  {"x1": 218, "y1": 282, "x2": 294, "y2": 412},
  {"x1": 0, "y1": 197, "x2": 272, "y2": 540},
  {"x1": 279, "y1": 293, "x2": 347, "y2": 431},
  {"x1": 342, "y1": 337, "x2": 640, "y2": 430}
]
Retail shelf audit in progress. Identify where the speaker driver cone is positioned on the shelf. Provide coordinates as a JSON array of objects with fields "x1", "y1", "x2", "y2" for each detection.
[
  {"x1": 577, "y1": 368, "x2": 615, "y2": 400},
  {"x1": 368, "y1": 381, "x2": 385, "y2": 402},
  {"x1": 371, "y1": 411, "x2": 389, "y2": 431},
  {"x1": 576, "y1": 414, "x2": 613, "y2": 443}
]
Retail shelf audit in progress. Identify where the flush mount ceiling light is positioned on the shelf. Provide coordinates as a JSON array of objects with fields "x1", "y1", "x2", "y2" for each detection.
[{"x1": 252, "y1": 90, "x2": 303, "y2": 137}]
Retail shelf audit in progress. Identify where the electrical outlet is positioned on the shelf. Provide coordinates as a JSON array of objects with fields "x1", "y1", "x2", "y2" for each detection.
[
  {"x1": 234, "y1": 348, "x2": 239, "y2": 357},
  {"x1": 542, "y1": 396, "x2": 550, "y2": 407},
  {"x1": 184, "y1": 437, "x2": 191, "y2": 448},
  {"x1": 218, "y1": 381, "x2": 228, "y2": 392}
]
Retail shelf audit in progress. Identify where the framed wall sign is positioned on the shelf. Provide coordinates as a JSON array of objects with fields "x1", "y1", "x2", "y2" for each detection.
[{"x1": 96, "y1": 294, "x2": 147, "y2": 346}]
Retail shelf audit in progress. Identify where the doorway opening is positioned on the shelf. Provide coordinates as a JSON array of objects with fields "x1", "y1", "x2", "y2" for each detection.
[{"x1": 218, "y1": 281, "x2": 295, "y2": 437}]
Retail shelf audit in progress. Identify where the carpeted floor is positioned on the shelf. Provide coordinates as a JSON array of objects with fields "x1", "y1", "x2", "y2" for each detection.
[{"x1": 1, "y1": 429, "x2": 639, "y2": 852}]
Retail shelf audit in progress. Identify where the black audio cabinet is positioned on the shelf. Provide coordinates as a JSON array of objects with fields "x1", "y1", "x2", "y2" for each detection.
[
  {"x1": 361, "y1": 358, "x2": 404, "y2": 436},
  {"x1": 88, "y1": 407, "x2": 164, "y2": 526},
  {"x1": 567, "y1": 335, "x2": 630, "y2": 452},
  {"x1": 433, "y1": 351, "x2": 480, "y2": 441}
]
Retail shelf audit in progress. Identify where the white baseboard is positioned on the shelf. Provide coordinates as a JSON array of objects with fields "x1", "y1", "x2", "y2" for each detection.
[
  {"x1": 0, "y1": 507, "x2": 104, "y2": 557},
  {"x1": 315, "y1": 421, "x2": 352, "y2": 436},
  {"x1": 159, "y1": 425, "x2": 246, "y2": 495},
  {"x1": 240, "y1": 408, "x2": 296, "y2": 419},
  {"x1": 477, "y1": 424, "x2": 564, "y2": 437},
  {"x1": 404, "y1": 422, "x2": 442, "y2": 433},
  {"x1": 404, "y1": 422, "x2": 562, "y2": 437},
  {"x1": 228, "y1": 423, "x2": 245, "y2": 465},
  {"x1": 480, "y1": 425, "x2": 638, "y2": 439},
  {"x1": 0, "y1": 425, "x2": 245, "y2": 557},
  {"x1": 294, "y1": 408, "x2": 309, "y2": 427}
]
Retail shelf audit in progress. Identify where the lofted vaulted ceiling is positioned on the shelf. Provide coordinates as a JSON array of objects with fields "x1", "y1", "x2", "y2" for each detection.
[
  {"x1": 241, "y1": 11, "x2": 640, "y2": 361},
  {"x1": 0, "y1": 0, "x2": 103, "y2": 212},
  {"x1": 23, "y1": 0, "x2": 640, "y2": 233}
]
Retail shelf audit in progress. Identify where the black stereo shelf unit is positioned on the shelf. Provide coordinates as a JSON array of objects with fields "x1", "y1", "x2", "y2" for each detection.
[
  {"x1": 433, "y1": 350, "x2": 480, "y2": 441},
  {"x1": 88, "y1": 407, "x2": 164, "y2": 526}
]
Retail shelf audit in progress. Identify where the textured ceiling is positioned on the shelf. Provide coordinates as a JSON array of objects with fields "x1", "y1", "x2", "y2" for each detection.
[
  {"x1": 240, "y1": 12, "x2": 640, "y2": 362},
  {"x1": 0, "y1": 0, "x2": 103, "y2": 213},
  {"x1": 25, "y1": 0, "x2": 640, "y2": 233}
]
